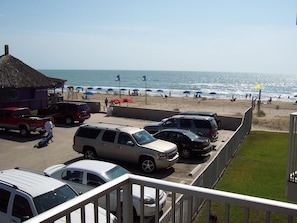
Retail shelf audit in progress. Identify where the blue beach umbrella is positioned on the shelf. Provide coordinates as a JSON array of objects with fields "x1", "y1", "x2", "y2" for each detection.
[
  {"x1": 133, "y1": 89, "x2": 139, "y2": 92},
  {"x1": 107, "y1": 88, "x2": 114, "y2": 92},
  {"x1": 120, "y1": 88, "x2": 127, "y2": 91},
  {"x1": 183, "y1": 90, "x2": 191, "y2": 94},
  {"x1": 96, "y1": 87, "x2": 102, "y2": 91},
  {"x1": 84, "y1": 91, "x2": 94, "y2": 95},
  {"x1": 157, "y1": 89, "x2": 164, "y2": 93},
  {"x1": 209, "y1": 92, "x2": 217, "y2": 95},
  {"x1": 87, "y1": 87, "x2": 94, "y2": 90},
  {"x1": 196, "y1": 91, "x2": 203, "y2": 94},
  {"x1": 76, "y1": 86, "x2": 83, "y2": 91},
  {"x1": 146, "y1": 89, "x2": 152, "y2": 92}
]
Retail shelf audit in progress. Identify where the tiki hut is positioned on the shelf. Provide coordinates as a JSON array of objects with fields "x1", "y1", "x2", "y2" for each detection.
[{"x1": 0, "y1": 45, "x2": 66, "y2": 109}]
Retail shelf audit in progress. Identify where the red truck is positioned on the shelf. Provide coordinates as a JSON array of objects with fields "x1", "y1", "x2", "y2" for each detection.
[{"x1": 0, "y1": 107, "x2": 51, "y2": 137}]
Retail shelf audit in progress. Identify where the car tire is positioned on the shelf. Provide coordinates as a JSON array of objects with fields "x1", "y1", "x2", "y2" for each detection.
[
  {"x1": 65, "y1": 117, "x2": 73, "y2": 125},
  {"x1": 20, "y1": 126, "x2": 29, "y2": 137},
  {"x1": 180, "y1": 149, "x2": 191, "y2": 159},
  {"x1": 140, "y1": 157, "x2": 156, "y2": 173},
  {"x1": 84, "y1": 148, "x2": 97, "y2": 159}
]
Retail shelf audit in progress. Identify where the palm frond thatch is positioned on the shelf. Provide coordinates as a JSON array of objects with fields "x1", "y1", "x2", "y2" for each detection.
[{"x1": 0, "y1": 54, "x2": 66, "y2": 89}]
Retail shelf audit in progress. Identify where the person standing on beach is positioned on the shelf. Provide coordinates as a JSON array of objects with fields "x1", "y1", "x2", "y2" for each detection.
[
  {"x1": 45, "y1": 118, "x2": 54, "y2": 143},
  {"x1": 105, "y1": 97, "x2": 108, "y2": 107}
]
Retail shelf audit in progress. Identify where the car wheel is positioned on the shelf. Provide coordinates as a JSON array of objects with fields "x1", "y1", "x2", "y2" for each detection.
[
  {"x1": 20, "y1": 127, "x2": 29, "y2": 137},
  {"x1": 180, "y1": 149, "x2": 191, "y2": 159},
  {"x1": 84, "y1": 148, "x2": 96, "y2": 159},
  {"x1": 140, "y1": 157, "x2": 155, "y2": 173},
  {"x1": 65, "y1": 117, "x2": 73, "y2": 125}
]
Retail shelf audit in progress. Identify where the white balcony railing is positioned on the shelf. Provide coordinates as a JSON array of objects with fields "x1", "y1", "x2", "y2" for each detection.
[{"x1": 25, "y1": 173, "x2": 297, "y2": 223}]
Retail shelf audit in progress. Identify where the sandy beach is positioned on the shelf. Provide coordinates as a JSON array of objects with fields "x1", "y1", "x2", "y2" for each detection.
[{"x1": 65, "y1": 91, "x2": 297, "y2": 132}]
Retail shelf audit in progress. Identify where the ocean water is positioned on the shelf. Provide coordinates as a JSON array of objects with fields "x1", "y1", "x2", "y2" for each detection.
[{"x1": 40, "y1": 70, "x2": 297, "y2": 102}]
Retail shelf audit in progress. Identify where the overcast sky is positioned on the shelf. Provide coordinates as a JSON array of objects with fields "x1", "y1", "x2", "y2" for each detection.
[{"x1": 0, "y1": 1, "x2": 296, "y2": 74}]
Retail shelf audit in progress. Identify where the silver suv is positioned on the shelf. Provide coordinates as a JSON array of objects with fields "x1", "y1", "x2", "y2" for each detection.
[
  {"x1": 0, "y1": 168, "x2": 117, "y2": 223},
  {"x1": 144, "y1": 115, "x2": 219, "y2": 142},
  {"x1": 72, "y1": 123, "x2": 179, "y2": 173}
]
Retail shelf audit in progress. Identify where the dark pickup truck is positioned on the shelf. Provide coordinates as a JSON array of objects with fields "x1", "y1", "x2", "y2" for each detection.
[{"x1": 0, "y1": 107, "x2": 51, "y2": 137}]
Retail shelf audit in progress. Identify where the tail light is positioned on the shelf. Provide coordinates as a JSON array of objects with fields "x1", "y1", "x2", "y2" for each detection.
[
  {"x1": 75, "y1": 111, "x2": 81, "y2": 118},
  {"x1": 209, "y1": 128, "x2": 214, "y2": 137}
]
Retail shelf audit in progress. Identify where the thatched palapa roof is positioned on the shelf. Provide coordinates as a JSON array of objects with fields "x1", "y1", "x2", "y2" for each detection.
[{"x1": 0, "y1": 46, "x2": 66, "y2": 89}]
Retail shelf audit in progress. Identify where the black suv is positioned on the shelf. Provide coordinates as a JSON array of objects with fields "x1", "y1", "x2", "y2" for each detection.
[
  {"x1": 179, "y1": 111, "x2": 221, "y2": 129},
  {"x1": 38, "y1": 101, "x2": 91, "y2": 124}
]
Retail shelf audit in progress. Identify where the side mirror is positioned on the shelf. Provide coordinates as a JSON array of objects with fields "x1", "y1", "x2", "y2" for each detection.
[{"x1": 126, "y1": 141, "x2": 134, "y2": 146}]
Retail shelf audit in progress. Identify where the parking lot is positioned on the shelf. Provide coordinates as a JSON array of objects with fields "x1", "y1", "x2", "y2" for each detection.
[{"x1": 0, "y1": 112, "x2": 234, "y2": 185}]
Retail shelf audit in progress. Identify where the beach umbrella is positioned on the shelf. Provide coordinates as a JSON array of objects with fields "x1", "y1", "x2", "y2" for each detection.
[
  {"x1": 107, "y1": 88, "x2": 114, "y2": 92},
  {"x1": 87, "y1": 87, "x2": 94, "y2": 90},
  {"x1": 133, "y1": 89, "x2": 139, "y2": 92},
  {"x1": 96, "y1": 87, "x2": 102, "y2": 91},
  {"x1": 196, "y1": 91, "x2": 203, "y2": 94},
  {"x1": 183, "y1": 90, "x2": 191, "y2": 94},
  {"x1": 120, "y1": 88, "x2": 127, "y2": 91},
  {"x1": 84, "y1": 91, "x2": 94, "y2": 95},
  {"x1": 157, "y1": 89, "x2": 164, "y2": 93},
  {"x1": 76, "y1": 86, "x2": 83, "y2": 90},
  {"x1": 146, "y1": 89, "x2": 152, "y2": 92},
  {"x1": 123, "y1": 98, "x2": 134, "y2": 103},
  {"x1": 109, "y1": 98, "x2": 123, "y2": 104},
  {"x1": 209, "y1": 92, "x2": 217, "y2": 95}
]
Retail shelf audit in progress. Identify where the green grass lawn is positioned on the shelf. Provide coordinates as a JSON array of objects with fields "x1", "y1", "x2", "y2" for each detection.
[{"x1": 194, "y1": 131, "x2": 297, "y2": 223}]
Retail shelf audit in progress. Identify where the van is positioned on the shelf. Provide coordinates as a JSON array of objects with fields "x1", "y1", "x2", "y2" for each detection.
[
  {"x1": 144, "y1": 115, "x2": 219, "y2": 142},
  {"x1": 72, "y1": 123, "x2": 179, "y2": 173}
]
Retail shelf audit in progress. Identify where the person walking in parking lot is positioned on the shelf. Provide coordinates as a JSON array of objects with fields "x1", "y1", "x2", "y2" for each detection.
[{"x1": 45, "y1": 118, "x2": 54, "y2": 143}]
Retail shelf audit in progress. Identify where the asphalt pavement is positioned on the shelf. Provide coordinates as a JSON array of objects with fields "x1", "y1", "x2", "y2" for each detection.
[{"x1": 0, "y1": 112, "x2": 233, "y2": 184}]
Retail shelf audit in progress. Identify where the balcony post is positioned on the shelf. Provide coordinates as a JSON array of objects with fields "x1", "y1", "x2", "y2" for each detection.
[{"x1": 122, "y1": 182, "x2": 133, "y2": 223}]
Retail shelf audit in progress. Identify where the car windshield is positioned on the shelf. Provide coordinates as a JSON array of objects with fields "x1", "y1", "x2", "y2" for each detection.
[
  {"x1": 33, "y1": 185, "x2": 78, "y2": 214},
  {"x1": 104, "y1": 165, "x2": 130, "y2": 181},
  {"x1": 184, "y1": 131, "x2": 199, "y2": 140},
  {"x1": 132, "y1": 130, "x2": 156, "y2": 145}
]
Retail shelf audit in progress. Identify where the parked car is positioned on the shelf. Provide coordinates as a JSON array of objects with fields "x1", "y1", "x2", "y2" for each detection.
[
  {"x1": 144, "y1": 115, "x2": 219, "y2": 142},
  {"x1": 153, "y1": 129, "x2": 214, "y2": 159},
  {"x1": 44, "y1": 160, "x2": 167, "y2": 217},
  {"x1": 0, "y1": 168, "x2": 117, "y2": 223},
  {"x1": 0, "y1": 107, "x2": 51, "y2": 137},
  {"x1": 179, "y1": 111, "x2": 221, "y2": 129},
  {"x1": 38, "y1": 101, "x2": 91, "y2": 124},
  {"x1": 72, "y1": 123, "x2": 179, "y2": 173}
]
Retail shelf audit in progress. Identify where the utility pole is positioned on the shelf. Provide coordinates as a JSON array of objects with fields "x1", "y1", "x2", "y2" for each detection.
[{"x1": 143, "y1": 76, "x2": 147, "y2": 105}]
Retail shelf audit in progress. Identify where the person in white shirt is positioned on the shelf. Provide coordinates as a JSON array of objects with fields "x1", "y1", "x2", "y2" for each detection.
[{"x1": 44, "y1": 118, "x2": 54, "y2": 143}]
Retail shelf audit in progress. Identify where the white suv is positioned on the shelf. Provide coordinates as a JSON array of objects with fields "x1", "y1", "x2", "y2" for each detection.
[
  {"x1": 72, "y1": 123, "x2": 179, "y2": 173},
  {"x1": 0, "y1": 168, "x2": 117, "y2": 223}
]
